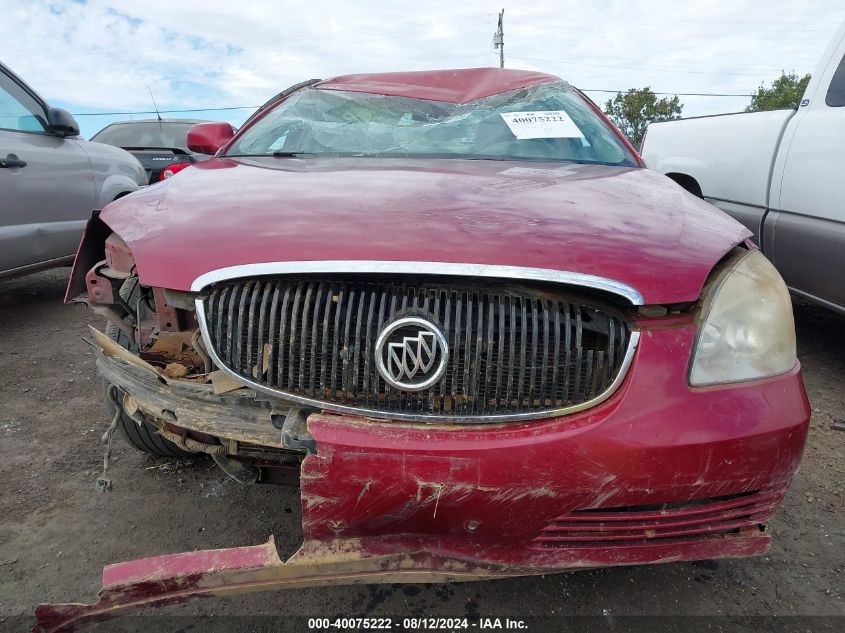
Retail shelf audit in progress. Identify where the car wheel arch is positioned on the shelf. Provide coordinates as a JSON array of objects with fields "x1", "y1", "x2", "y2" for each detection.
[{"x1": 665, "y1": 172, "x2": 703, "y2": 198}]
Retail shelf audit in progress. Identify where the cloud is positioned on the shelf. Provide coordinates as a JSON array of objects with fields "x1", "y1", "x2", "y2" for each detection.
[{"x1": 2, "y1": 0, "x2": 843, "y2": 137}]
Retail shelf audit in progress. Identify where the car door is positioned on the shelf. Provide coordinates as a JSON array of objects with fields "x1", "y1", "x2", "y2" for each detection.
[
  {"x1": 767, "y1": 41, "x2": 845, "y2": 312},
  {"x1": 0, "y1": 66, "x2": 97, "y2": 276}
]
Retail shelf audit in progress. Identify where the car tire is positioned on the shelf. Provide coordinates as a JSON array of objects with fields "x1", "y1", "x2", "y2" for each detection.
[{"x1": 102, "y1": 279, "x2": 195, "y2": 458}]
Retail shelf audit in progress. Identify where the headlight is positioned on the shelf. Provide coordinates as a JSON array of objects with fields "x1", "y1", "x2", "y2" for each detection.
[{"x1": 689, "y1": 249, "x2": 796, "y2": 386}]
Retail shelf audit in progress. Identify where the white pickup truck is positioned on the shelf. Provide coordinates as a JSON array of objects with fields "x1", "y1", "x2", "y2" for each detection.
[{"x1": 642, "y1": 20, "x2": 845, "y2": 314}]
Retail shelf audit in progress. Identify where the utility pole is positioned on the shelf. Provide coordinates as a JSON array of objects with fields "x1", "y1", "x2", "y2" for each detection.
[{"x1": 492, "y1": 9, "x2": 504, "y2": 68}]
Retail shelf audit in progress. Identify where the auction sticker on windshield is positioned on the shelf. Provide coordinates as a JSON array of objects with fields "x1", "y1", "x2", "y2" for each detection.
[{"x1": 500, "y1": 110, "x2": 585, "y2": 140}]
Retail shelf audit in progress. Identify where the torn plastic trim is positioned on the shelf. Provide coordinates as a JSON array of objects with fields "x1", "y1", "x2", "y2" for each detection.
[
  {"x1": 34, "y1": 530, "x2": 772, "y2": 633},
  {"x1": 90, "y1": 327, "x2": 312, "y2": 452},
  {"x1": 32, "y1": 536, "x2": 505, "y2": 633}
]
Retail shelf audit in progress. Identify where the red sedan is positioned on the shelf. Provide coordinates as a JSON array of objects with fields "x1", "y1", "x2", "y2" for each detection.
[{"x1": 39, "y1": 68, "x2": 809, "y2": 631}]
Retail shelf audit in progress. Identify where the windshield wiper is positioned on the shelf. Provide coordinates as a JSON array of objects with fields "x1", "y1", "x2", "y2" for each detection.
[{"x1": 272, "y1": 151, "x2": 314, "y2": 158}]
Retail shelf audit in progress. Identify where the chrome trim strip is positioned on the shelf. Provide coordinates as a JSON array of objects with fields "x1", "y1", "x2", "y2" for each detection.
[
  {"x1": 190, "y1": 261, "x2": 644, "y2": 305},
  {"x1": 195, "y1": 295, "x2": 640, "y2": 424}
]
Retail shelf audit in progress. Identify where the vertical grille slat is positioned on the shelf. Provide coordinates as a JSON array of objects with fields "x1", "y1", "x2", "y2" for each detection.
[
  {"x1": 573, "y1": 309, "x2": 583, "y2": 398},
  {"x1": 255, "y1": 284, "x2": 273, "y2": 380},
  {"x1": 203, "y1": 277, "x2": 632, "y2": 421},
  {"x1": 439, "y1": 292, "x2": 451, "y2": 406},
  {"x1": 507, "y1": 298, "x2": 516, "y2": 407},
  {"x1": 562, "y1": 305, "x2": 572, "y2": 404},
  {"x1": 307, "y1": 284, "x2": 323, "y2": 397},
  {"x1": 540, "y1": 301, "x2": 550, "y2": 407},
  {"x1": 276, "y1": 286, "x2": 292, "y2": 388},
  {"x1": 297, "y1": 284, "x2": 314, "y2": 393},
  {"x1": 528, "y1": 298, "x2": 539, "y2": 408},
  {"x1": 483, "y1": 299, "x2": 495, "y2": 414},
  {"x1": 330, "y1": 287, "x2": 345, "y2": 399},
  {"x1": 451, "y1": 293, "x2": 462, "y2": 406},
  {"x1": 494, "y1": 297, "x2": 505, "y2": 409},
  {"x1": 319, "y1": 286, "x2": 333, "y2": 396},
  {"x1": 462, "y1": 294, "x2": 474, "y2": 416},
  {"x1": 244, "y1": 281, "x2": 262, "y2": 375},
  {"x1": 362, "y1": 290, "x2": 376, "y2": 400},
  {"x1": 352, "y1": 292, "x2": 366, "y2": 399},
  {"x1": 342, "y1": 289, "x2": 356, "y2": 400},
  {"x1": 517, "y1": 298, "x2": 527, "y2": 410},
  {"x1": 266, "y1": 286, "x2": 280, "y2": 386},
  {"x1": 224, "y1": 286, "x2": 238, "y2": 365},
  {"x1": 551, "y1": 303, "x2": 561, "y2": 407},
  {"x1": 472, "y1": 293, "x2": 484, "y2": 414}
]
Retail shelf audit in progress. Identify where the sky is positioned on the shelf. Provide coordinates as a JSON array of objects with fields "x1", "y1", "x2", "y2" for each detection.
[{"x1": 2, "y1": 0, "x2": 843, "y2": 139}]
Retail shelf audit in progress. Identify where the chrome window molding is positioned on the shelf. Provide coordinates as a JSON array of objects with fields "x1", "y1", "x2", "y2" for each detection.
[{"x1": 191, "y1": 261, "x2": 644, "y2": 306}]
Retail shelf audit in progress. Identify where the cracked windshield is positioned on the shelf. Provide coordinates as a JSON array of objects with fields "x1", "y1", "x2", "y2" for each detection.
[{"x1": 227, "y1": 82, "x2": 637, "y2": 165}]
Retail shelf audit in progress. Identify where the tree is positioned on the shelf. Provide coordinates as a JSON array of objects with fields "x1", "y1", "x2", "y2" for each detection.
[
  {"x1": 746, "y1": 72, "x2": 811, "y2": 112},
  {"x1": 603, "y1": 88, "x2": 683, "y2": 148}
]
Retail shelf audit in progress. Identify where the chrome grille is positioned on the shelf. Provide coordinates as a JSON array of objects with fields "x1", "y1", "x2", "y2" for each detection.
[{"x1": 198, "y1": 277, "x2": 634, "y2": 422}]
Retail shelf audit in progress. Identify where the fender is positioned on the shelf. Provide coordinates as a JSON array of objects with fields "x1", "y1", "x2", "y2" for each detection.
[{"x1": 96, "y1": 173, "x2": 140, "y2": 208}]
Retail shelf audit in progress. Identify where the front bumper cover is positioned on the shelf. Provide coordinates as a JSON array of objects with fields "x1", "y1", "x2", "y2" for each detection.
[{"x1": 35, "y1": 321, "x2": 810, "y2": 631}]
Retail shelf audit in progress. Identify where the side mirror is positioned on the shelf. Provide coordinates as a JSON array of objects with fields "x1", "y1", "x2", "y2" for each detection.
[
  {"x1": 46, "y1": 107, "x2": 80, "y2": 137},
  {"x1": 187, "y1": 122, "x2": 235, "y2": 155}
]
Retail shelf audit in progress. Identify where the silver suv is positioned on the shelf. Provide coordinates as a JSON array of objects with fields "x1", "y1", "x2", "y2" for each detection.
[{"x1": 0, "y1": 62, "x2": 146, "y2": 279}]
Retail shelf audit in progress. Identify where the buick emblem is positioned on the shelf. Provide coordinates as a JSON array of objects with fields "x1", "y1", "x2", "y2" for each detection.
[{"x1": 375, "y1": 316, "x2": 449, "y2": 391}]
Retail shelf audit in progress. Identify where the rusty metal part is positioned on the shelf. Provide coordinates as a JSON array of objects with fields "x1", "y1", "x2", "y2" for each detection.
[
  {"x1": 163, "y1": 288, "x2": 199, "y2": 311},
  {"x1": 152, "y1": 287, "x2": 181, "y2": 332},
  {"x1": 84, "y1": 263, "x2": 116, "y2": 305},
  {"x1": 212, "y1": 453, "x2": 259, "y2": 483},
  {"x1": 139, "y1": 330, "x2": 203, "y2": 372},
  {"x1": 152, "y1": 422, "x2": 224, "y2": 455}
]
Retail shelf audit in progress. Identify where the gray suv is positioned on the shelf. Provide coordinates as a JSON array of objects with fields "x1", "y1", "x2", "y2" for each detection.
[{"x1": 0, "y1": 62, "x2": 146, "y2": 280}]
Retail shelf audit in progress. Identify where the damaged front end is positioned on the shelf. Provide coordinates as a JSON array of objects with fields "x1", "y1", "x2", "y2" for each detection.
[
  {"x1": 66, "y1": 215, "x2": 315, "y2": 486},
  {"x1": 39, "y1": 215, "x2": 810, "y2": 632}
]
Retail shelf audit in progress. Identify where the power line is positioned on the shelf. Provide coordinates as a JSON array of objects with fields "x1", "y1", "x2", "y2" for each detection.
[
  {"x1": 70, "y1": 85, "x2": 755, "y2": 118},
  {"x1": 582, "y1": 89, "x2": 753, "y2": 97},
  {"x1": 510, "y1": 11, "x2": 837, "y2": 31},
  {"x1": 510, "y1": 55, "x2": 782, "y2": 77},
  {"x1": 70, "y1": 105, "x2": 259, "y2": 116}
]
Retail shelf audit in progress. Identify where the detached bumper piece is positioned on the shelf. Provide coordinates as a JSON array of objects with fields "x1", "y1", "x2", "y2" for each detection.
[
  {"x1": 34, "y1": 537, "x2": 507, "y2": 633},
  {"x1": 35, "y1": 522, "x2": 774, "y2": 633}
]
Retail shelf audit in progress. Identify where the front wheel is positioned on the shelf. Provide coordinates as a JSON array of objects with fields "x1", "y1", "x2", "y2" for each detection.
[{"x1": 103, "y1": 380, "x2": 194, "y2": 458}]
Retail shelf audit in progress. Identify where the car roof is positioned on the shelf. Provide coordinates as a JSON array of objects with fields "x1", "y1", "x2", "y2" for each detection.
[{"x1": 316, "y1": 67, "x2": 561, "y2": 104}]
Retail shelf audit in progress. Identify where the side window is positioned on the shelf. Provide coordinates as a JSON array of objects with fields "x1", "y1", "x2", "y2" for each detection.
[
  {"x1": 0, "y1": 70, "x2": 47, "y2": 132},
  {"x1": 826, "y1": 52, "x2": 845, "y2": 107}
]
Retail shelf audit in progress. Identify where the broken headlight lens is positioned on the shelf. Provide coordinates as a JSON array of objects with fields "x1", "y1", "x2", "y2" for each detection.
[{"x1": 689, "y1": 250, "x2": 796, "y2": 386}]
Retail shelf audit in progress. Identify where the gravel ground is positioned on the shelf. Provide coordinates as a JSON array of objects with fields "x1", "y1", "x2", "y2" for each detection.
[{"x1": 0, "y1": 268, "x2": 842, "y2": 632}]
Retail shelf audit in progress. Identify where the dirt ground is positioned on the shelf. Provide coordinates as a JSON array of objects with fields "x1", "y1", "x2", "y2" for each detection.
[{"x1": 0, "y1": 268, "x2": 842, "y2": 631}]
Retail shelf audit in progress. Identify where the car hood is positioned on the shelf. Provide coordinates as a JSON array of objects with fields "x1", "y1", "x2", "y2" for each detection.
[{"x1": 100, "y1": 156, "x2": 750, "y2": 304}]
